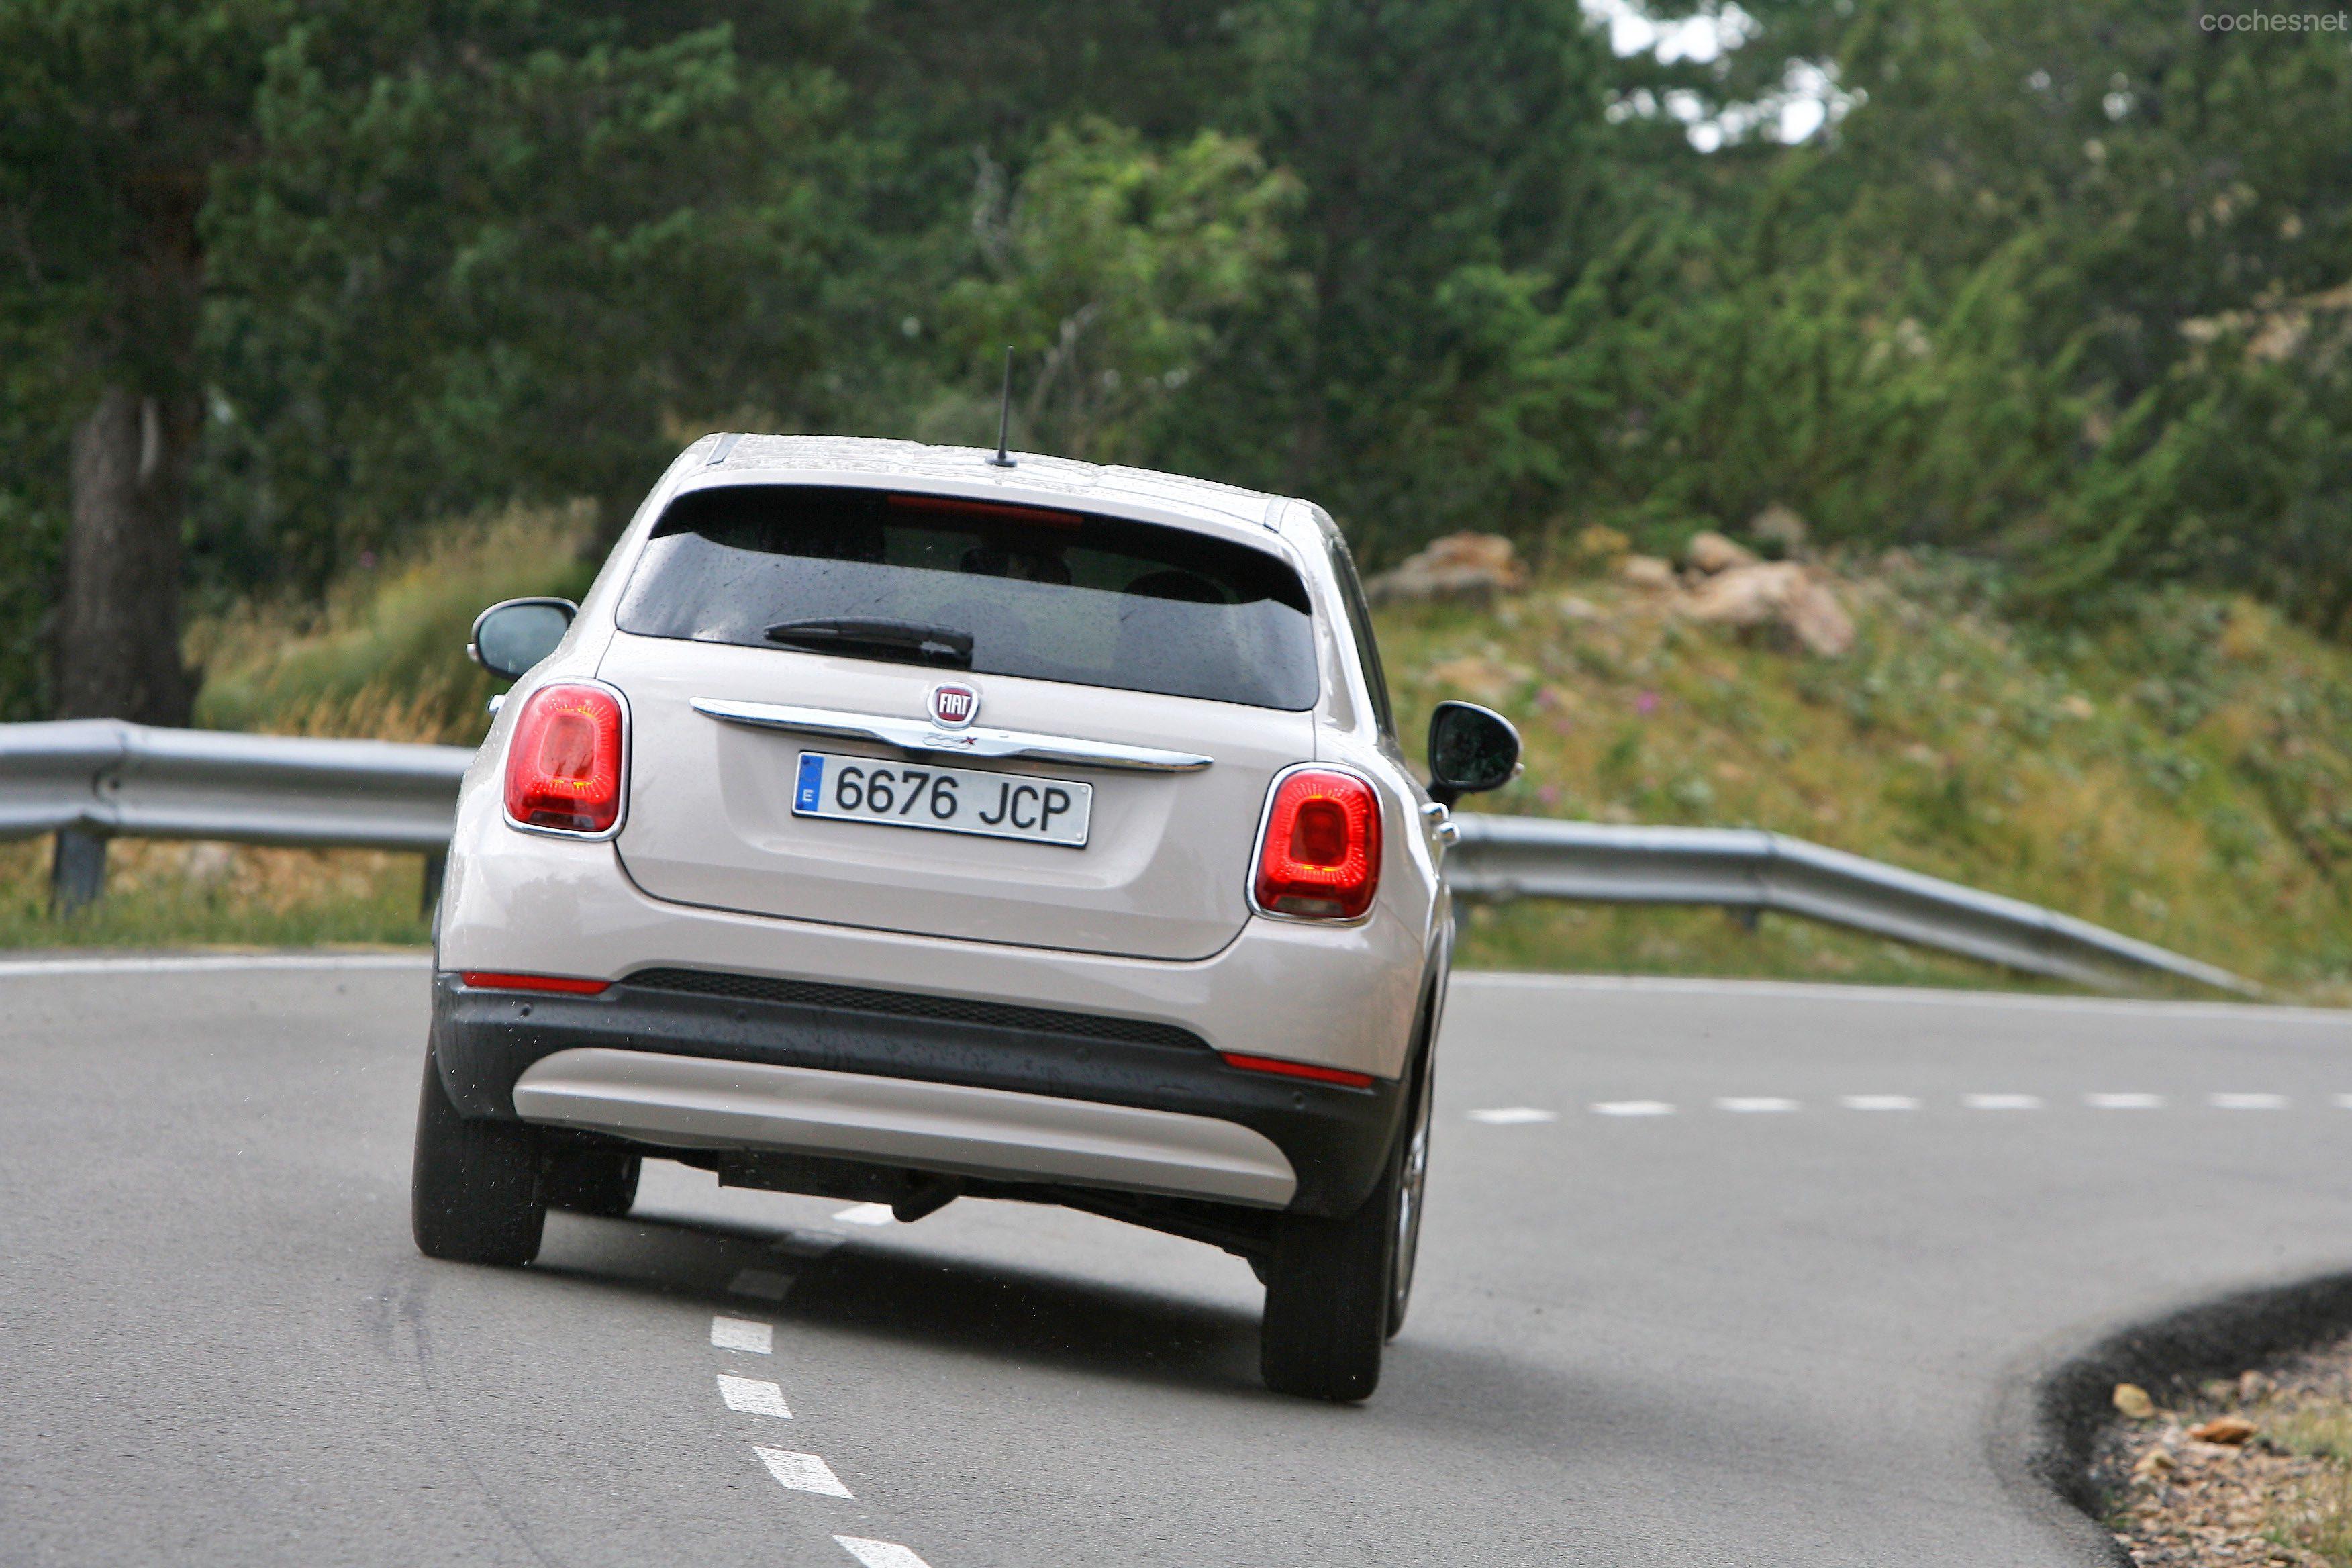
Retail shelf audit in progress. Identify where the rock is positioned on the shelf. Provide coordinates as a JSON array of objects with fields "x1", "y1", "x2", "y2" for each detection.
[
  {"x1": 2237, "y1": 1370, "x2": 2274, "y2": 1402},
  {"x1": 2058, "y1": 694, "x2": 2096, "y2": 720},
  {"x1": 1685, "y1": 530, "x2": 1759, "y2": 575},
  {"x1": 1679, "y1": 562, "x2": 1857, "y2": 658},
  {"x1": 2132, "y1": 1447, "x2": 2175, "y2": 1477},
  {"x1": 1554, "y1": 593, "x2": 1601, "y2": 622},
  {"x1": 2114, "y1": 1383, "x2": 2157, "y2": 1420},
  {"x1": 1749, "y1": 505, "x2": 1810, "y2": 557},
  {"x1": 1363, "y1": 532, "x2": 1527, "y2": 607},
  {"x1": 2188, "y1": 1416, "x2": 2256, "y2": 1445},
  {"x1": 1617, "y1": 554, "x2": 1677, "y2": 592}
]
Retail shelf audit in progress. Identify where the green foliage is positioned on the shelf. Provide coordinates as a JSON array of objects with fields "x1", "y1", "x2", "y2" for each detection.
[
  {"x1": 5, "y1": 0, "x2": 2352, "y2": 719},
  {"x1": 932, "y1": 120, "x2": 1301, "y2": 460},
  {"x1": 197, "y1": 14, "x2": 844, "y2": 585}
]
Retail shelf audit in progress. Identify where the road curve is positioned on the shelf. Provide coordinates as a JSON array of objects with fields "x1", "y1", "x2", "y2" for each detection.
[{"x1": 5, "y1": 957, "x2": 2351, "y2": 1566}]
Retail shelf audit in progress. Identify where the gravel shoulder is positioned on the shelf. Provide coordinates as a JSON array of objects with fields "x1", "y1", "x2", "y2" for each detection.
[{"x1": 2096, "y1": 1340, "x2": 2352, "y2": 1566}]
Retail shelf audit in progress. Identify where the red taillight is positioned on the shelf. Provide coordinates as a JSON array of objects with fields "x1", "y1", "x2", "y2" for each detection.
[
  {"x1": 1253, "y1": 768, "x2": 1381, "y2": 920},
  {"x1": 1221, "y1": 1051, "x2": 1376, "y2": 1089},
  {"x1": 504, "y1": 682, "x2": 626, "y2": 835},
  {"x1": 460, "y1": 971, "x2": 611, "y2": 995}
]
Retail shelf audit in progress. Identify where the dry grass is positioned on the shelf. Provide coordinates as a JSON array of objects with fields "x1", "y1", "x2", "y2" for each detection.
[
  {"x1": 0, "y1": 837, "x2": 430, "y2": 949},
  {"x1": 188, "y1": 503, "x2": 597, "y2": 746}
]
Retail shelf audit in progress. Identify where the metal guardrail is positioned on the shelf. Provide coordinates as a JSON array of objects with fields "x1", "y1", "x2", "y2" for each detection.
[
  {"x1": 1447, "y1": 815, "x2": 2253, "y2": 995},
  {"x1": 0, "y1": 720, "x2": 473, "y2": 909},
  {"x1": 0, "y1": 719, "x2": 2251, "y2": 994}
]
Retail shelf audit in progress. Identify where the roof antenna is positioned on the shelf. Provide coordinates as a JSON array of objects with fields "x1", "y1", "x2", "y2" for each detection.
[{"x1": 985, "y1": 345, "x2": 1017, "y2": 469}]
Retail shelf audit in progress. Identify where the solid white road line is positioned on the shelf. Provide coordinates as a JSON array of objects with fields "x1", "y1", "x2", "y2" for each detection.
[
  {"x1": 0, "y1": 951, "x2": 428, "y2": 979},
  {"x1": 2211, "y1": 1093, "x2": 2290, "y2": 1110},
  {"x1": 2086, "y1": 1093, "x2": 2165, "y2": 1109},
  {"x1": 836, "y1": 1536, "x2": 934, "y2": 1568},
  {"x1": 711, "y1": 1316, "x2": 773, "y2": 1354},
  {"x1": 729, "y1": 1268, "x2": 795, "y2": 1302},
  {"x1": 2336, "y1": 1095, "x2": 2352, "y2": 1110},
  {"x1": 1591, "y1": 1100, "x2": 1675, "y2": 1117},
  {"x1": 1468, "y1": 1107, "x2": 1559, "y2": 1124},
  {"x1": 832, "y1": 1203, "x2": 897, "y2": 1227},
  {"x1": 1715, "y1": 1097, "x2": 1801, "y2": 1113},
  {"x1": 755, "y1": 1447, "x2": 852, "y2": 1498},
  {"x1": 717, "y1": 1374, "x2": 793, "y2": 1419},
  {"x1": 1840, "y1": 1095, "x2": 1920, "y2": 1110},
  {"x1": 1963, "y1": 1094, "x2": 2044, "y2": 1110}
]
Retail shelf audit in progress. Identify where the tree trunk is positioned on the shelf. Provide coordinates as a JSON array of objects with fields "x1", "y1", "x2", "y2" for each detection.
[{"x1": 56, "y1": 383, "x2": 198, "y2": 724}]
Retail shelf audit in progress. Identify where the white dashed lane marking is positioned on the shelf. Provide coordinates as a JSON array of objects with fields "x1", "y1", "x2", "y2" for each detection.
[
  {"x1": 2212, "y1": 1093, "x2": 2290, "y2": 1110},
  {"x1": 756, "y1": 1447, "x2": 854, "y2": 1498},
  {"x1": 717, "y1": 1375, "x2": 792, "y2": 1419},
  {"x1": 836, "y1": 1537, "x2": 934, "y2": 1568},
  {"x1": 1591, "y1": 1100, "x2": 1675, "y2": 1117},
  {"x1": 775, "y1": 1230, "x2": 848, "y2": 1258},
  {"x1": 1839, "y1": 1096, "x2": 1920, "y2": 1110},
  {"x1": 1716, "y1": 1097, "x2": 1800, "y2": 1113},
  {"x1": 711, "y1": 1316, "x2": 773, "y2": 1354},
  {"x1": 833, "y1": 1203, "x2": 897, "y2": 1227},
  {"x1": 2088, "y1": 1093, "x2": 2165, "y2": 1109},
  {"x1": 1963, "y1": 1094, "x2": 2044, "y2": 1111},
  {"x1": 730, "y1": 1268, "x2": 795, "y2": 1302},
  {"x1": 1468, "y1": 1107, "x2": 1559, "y2": 1124}
]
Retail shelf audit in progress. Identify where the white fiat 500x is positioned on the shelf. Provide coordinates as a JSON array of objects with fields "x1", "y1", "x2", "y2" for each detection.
[{"x1": 415, "y1": 434, "x2": 1520, "y2": 1400}]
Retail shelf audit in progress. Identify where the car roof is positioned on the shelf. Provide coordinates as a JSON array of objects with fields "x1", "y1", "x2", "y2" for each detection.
[{"x1": 673, "y1": 434, "x2": 1308, "y2": 549}]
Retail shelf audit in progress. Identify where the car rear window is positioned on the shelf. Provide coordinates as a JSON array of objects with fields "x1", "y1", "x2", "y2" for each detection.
[{"x1": 616, "y1": 485, "x2": 1320, "y2": 711}]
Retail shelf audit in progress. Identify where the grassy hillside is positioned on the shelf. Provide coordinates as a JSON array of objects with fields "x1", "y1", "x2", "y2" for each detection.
[
  {"x1": 1393, "y1": 550, "x2": 2352, "y2": 999},
  {"x1": 5, "y1": 515, "x2": 2349, "y2": 1001}
]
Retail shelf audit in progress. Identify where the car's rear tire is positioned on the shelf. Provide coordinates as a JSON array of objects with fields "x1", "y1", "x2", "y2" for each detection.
[
  {"x1": 1259, "y1": 1076, "x2": 1412, "y2": 1402},
  {"x1": 1387, "y1": 1044, "x2": 1434, "y2": 1341},
  {"x1": 411, "y1": 1052, "x2": 546, "y2": 1265},
  {"x1": 545, "y1": 1147, "x2": 640, "y2": 1218}
]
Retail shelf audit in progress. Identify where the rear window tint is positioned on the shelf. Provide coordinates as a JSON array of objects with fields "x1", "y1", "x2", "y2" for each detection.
[{"x1": 616, "y1": 485, "x2": 1320, "y2": 711}]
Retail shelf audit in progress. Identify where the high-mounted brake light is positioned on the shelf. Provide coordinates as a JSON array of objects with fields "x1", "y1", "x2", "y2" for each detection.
[
  {"x1": 504, "y1": 682, "x2": 627, "y2": 836},
  {"x1": 1253, "y1": 767, "x2": 1381, "y2": 920},
  {"x1": 460, "y1": 971, "x2": 611, "y2": 995}
]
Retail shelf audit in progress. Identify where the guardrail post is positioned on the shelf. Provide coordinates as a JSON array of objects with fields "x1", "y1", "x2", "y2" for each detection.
[{"x1": 50, "y1": 828, "x2": 107, "y2": 914}]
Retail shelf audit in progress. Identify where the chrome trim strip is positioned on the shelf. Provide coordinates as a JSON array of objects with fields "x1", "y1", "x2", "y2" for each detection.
[
  {"x1": 691, "y1": 697, "x2": 1212, "y2": 773},
  {"x1": 513, "y1": 1047, "x2": 1297, "y2": 1206}
]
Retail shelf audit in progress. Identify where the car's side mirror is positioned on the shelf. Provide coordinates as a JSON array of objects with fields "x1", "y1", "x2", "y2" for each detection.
[
  {"x1": 1426, "y1": 700, "x2": 1522, "y2": 808},
  {"x1": 469, "y1": 598, "x2": 577, "y2": 682}
]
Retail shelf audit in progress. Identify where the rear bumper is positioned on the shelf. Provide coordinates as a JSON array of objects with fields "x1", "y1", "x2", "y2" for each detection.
[
  {"x1": 430, "y1": 970, "x2": 1405, "y2": 1215},
  {"x1": 513, "y1": 1048, "x2": 1297, "y2": 1206}
]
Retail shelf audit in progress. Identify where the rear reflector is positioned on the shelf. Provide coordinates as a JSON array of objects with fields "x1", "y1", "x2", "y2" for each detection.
[
  {"x1": 1253, "y1": 767, "x2": 1381, "y2": 920},
  {"x1": 460, "y1": 971, "x2": 611, "y2": 995},
  {"x1": 504, "y1": 681, "x2": 626, "y2": 835},
  {"x1": 1221, "y1": 1052, "x2": 1377, "y2": 1089}
]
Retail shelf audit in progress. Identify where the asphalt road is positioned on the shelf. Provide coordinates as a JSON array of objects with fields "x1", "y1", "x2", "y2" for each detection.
[{"x1": 7, "y1": 954, "x2": 2352, "y2": 1567}]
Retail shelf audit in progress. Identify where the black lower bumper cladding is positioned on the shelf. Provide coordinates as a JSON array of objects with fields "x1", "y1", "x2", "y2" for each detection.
[{"x1": 429, "y1": 967, "x2": 1405, "y2": 1219}]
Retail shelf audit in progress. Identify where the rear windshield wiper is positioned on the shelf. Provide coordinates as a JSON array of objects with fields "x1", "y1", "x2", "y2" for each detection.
[{"x1": 763, "y1": 617, "x2": 975, "y2": 668}]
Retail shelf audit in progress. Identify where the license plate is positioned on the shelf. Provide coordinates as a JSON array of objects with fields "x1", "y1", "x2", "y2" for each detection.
[{"x1": 791, "y1": 751, "x2": 1092, "y2": 847}]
